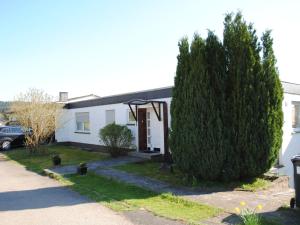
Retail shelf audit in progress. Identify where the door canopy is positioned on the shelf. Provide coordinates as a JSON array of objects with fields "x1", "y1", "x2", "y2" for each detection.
[{"x1": 124, "y1": 99, "x2": 166, "y2": 121}]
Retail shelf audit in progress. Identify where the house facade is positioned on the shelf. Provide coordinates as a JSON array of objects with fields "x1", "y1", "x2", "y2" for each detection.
[
  {"x1": 56, "y1": 87, "x2": 172, "y2": 155},
  {"x1": 56, "y1": 81, "x2": 300, "y2": 186}
]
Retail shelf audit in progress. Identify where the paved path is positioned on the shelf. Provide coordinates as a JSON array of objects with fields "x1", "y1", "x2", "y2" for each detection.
[
  {"x1": 94, "y1": 167, "x2": 300, "y2": 225},
  {"x1": 0, "y1": 155, "x2": 134, "y2": 225},
  {"x1": 94, "y1": 167, "x2": 196, "y2": 195},
  {"x1": 51, "y1": 156, "x2": 146, "y2": 175},
  {"x1": 47, "y1": 156, "x2": 300, "y2": 224}
]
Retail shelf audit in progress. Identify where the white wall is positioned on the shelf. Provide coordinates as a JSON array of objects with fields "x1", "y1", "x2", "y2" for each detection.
[
  {"x1": 279, "y1": 93, "x2": 300, "y2": 187},
  {"x1": 56, "y1": 97, "x2": 172, "y2": 154},
  {"x1": 56, "y1": 103, "x2": 136, "y2": 146}
]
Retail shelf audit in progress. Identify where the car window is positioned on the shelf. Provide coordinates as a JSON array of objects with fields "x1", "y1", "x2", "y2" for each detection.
[
  {"x1": 12, "y1": 127, "x2": 23, "y2": 133},
  {"x1": 0, "y1": 127, "x2": 23, "y2": 134},
  {"x1": 1, "y1": 128, "x2": 9, "y2": 133}
]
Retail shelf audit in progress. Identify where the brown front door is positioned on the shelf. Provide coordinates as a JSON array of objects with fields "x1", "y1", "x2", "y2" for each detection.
[{"x1": 138, "y1": 108, "x2": 147, "y2": 151}]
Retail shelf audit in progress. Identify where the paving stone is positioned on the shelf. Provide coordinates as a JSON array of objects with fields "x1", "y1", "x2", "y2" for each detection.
[{"x1": 51, "y1": 156, "x2": 145, "y2": 175}]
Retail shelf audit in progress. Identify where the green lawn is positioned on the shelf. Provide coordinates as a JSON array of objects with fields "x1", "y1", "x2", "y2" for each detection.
[
  {"x1": 4, "y1": 145, "x2": 108, "y2": 173},
  {"x1": 115, "y1": 161, "x2": 271, "y2": 191},
  {"x1": 66, "y1": 172, "x2": 221, "y2": 224},
  {"x1": 4, "y1": 145, "x2": 221, "y2": 223}
]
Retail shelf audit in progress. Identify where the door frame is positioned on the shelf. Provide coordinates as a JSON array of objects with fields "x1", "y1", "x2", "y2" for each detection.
[{"x1": 137, "y1": 108, "x2": 147, "y2": 151}]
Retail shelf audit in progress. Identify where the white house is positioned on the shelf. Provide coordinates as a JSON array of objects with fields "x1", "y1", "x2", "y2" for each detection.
[
  {"x1": 56, "y1": 81, "x2": 300, "y2": 185},
  {"x1": 56, "y1": 87, "x2": 172, "y2": 155}
]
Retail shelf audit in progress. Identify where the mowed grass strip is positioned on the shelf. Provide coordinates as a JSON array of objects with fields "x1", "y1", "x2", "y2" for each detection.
[
  {"x1": 115, "y1": 161, "x2": 271, "y2": 192},
  {"x1": 67, "y1": 172, "x2": 221, "y2": 223},
  {"x1": 4, "y1": 145, "x2": 108, "y2": 173}
]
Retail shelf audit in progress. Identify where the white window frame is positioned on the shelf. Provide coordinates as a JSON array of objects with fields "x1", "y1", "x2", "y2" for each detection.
[
  {"x1": 105, "y1": 109, "x2": 115, "y2": 125},
  {"x1": 127, "y1": 110, "x2": 136, "y2": 125},
  {"x1": 147, "y1": 111, "x2": 151, "y2": 148},
  {"x1": 292, "y1": 101, "x2": 300, "y2": 132},
  {"x1": 75, "y1": 112, "x2": 90, "y2": 133}
]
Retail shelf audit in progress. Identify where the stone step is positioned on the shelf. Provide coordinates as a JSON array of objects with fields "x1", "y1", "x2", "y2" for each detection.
[{"x1": 128, "y1": 151, "x2": 163, "y2": 160}]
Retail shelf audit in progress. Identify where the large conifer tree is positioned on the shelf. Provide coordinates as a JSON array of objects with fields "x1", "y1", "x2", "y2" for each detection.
[
  {"x1": 170, "y1": 12, "x2": 283, "y2": 181},
  {"x1": 170, "y1": 38, "x2": 192, "y2": 175}
]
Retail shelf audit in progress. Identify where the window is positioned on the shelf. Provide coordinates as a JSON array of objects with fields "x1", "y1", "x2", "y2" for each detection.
[
  {"x1": 75, "y1": 112, "x2": 90, "y2": 132},
  {"x1": 147, "y1": 111, "x2": 151, "y2": 148},
  {"x1": 128, "y1": 110, "x2": 136, "y2": 124},
  {"x1": 0, "y1": 128, "x2": 9, "y2": 133},
  {"x1": 105, "y1": 110, "x2": 115, "y2": 125},
  {"x1": 292, "y1": 102, "x2": 300, "y2": 129},
  {"x1": 11, "y1": 127, "x2": 22, "y2": 133}
]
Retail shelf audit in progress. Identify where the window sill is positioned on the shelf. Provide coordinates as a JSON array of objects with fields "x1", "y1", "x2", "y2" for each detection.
[{"x1": 74, "y1": 131, "x2": 91, "y2": 134}]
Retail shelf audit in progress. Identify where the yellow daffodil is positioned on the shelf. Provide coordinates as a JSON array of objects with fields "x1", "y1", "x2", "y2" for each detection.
[
  {"x1": 240, "y1": 201, "x2": 246, "y2": 206},
  {"x1": 257, "y1": 204, "x2": 263, "y2": 210},
  {"x1": 235, "y1": 207, "x2": 241, "y2": 214}
]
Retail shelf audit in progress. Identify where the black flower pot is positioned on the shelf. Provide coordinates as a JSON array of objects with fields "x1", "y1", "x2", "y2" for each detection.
[
  {"x1": 52, "y1": 155, "x2": 61, "y2": 166},
  {"x1": 77, "y1": 163, "x2": 88, "y2": 175}
]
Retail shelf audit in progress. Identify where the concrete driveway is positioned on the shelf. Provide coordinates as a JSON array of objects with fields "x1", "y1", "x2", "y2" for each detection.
[{"x1": 0, "y1": 154, "x2": 133, "y2": 225}]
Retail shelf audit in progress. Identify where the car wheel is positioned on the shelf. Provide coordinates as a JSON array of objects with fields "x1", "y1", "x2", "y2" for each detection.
[
  {"x1": 1, "y1": 141, "x2": 11, "y2": 151},
  {"x1": 290, "y1": 197, "x2": 296, "y2": 209}
]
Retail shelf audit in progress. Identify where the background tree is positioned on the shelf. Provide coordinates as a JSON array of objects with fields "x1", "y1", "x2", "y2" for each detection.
[
  {"x1": 171, "y1": 12, "x2": 283, "y2": 181},
  {"x1": 11, "y1": 89, "x2": 62, "y2": 152}
]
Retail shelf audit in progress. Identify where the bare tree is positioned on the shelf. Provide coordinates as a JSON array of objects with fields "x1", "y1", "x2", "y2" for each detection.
[{"x1": 11, "y1": 89, "x2": 62, "y2": 152}]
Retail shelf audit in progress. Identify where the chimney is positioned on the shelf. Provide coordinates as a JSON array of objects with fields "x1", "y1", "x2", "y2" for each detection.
[{"x1": 59, "y1": 92, "x2": 68, "y2": 102}]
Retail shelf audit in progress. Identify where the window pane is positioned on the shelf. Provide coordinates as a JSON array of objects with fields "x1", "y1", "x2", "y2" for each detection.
[
  {"x1": 292, "y1": 105, "x2": 296, "y2": 128},
  {"x1": 76, "y1": 122, "x2": 83, "y2": 131},
  {"x1": 76, "y1": 112, "x2": 89, "y2": 122},
  {"x1": 84, "y1": 122, "x2": 90, "y2": 131},
  {"x1": 15, "y1": 127, "x2": 22, "y2": 133},
  {"x1": 2, "y1": 128, "x2": 9, "y2": 133},
  {"x1": 296, "y1": 105, "x2": 300, "y2": 128},
  {"x1": 75, "y1": 112, "x2": 89, "y2": 131},
  {"x1": 292, "y1": 102, "x2": 300, "y2": 128},
  {"x1": 106, "y1": 110, "x2": 115, "y2": 125},
  {"x1": 128, "y1": 111, "x2": 135, "y2": 122}
]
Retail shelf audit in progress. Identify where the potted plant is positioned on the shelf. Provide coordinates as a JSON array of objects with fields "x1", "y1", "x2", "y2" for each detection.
[
  {"x1": 77, "y1": 162, "x2": 88, "y2": 175},
  {"x1": 52, "y1": 155, "x2": 61, "y2": 166}
]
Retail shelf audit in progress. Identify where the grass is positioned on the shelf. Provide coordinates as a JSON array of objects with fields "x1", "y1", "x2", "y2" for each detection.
[
  {"x1": 66, "y1": 172, "x2": 221, "y2": 224},
  {"x1": 238, "y1": 212, "x2": 281, "y2": 225},
  {"x1": 4, "y1": 145, "x2": 108, "y2": 173},
  {"x1": 239, "y1": 178, "x2": 270, "y2": 192},
  {"x1": 4, "y1": 145, "x2": 221, "y2": 223},
  {"x1": 239, "y1": 216, "x2": 281, "y2": 225},
  {"x1": 115, "y1": 161, "x2": 272, "y2": 191}
]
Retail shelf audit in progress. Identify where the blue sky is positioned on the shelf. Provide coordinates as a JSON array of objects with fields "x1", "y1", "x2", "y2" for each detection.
[{"x1": 1, "y1": 0, "x2": 299, "y2": 100}]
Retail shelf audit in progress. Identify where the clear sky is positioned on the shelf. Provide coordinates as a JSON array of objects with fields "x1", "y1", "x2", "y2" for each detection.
[{"x1": 1, "y1": 0, "x2": 299, "y2": 100}]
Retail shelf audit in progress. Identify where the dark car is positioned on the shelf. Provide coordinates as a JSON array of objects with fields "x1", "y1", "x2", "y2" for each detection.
[{"x1": 0, "y1": 126, "x2": 26, "y2": 150}]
